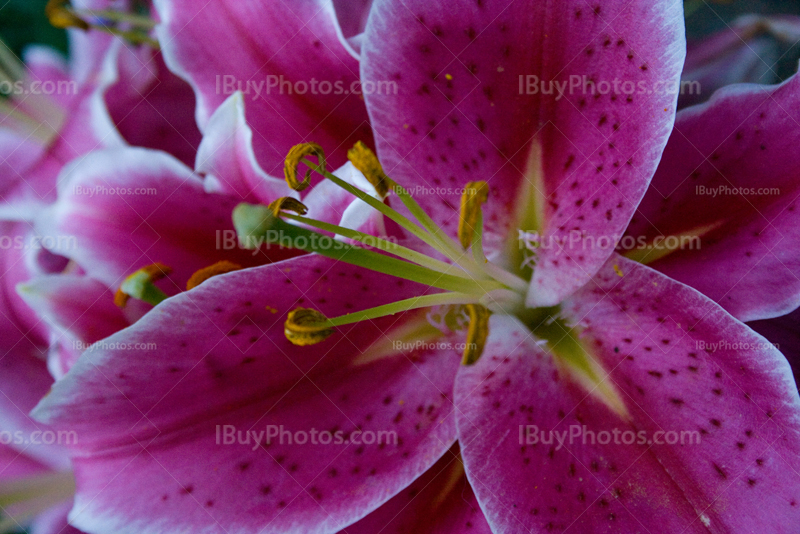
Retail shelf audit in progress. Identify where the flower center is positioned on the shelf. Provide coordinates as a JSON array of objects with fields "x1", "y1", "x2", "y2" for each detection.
[{"x1": 233, "y1": 142, "x2": 531, "y2": 364}]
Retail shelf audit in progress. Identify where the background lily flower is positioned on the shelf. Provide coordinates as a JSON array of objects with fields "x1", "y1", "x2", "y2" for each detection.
[
  {"x1": 679, "y1": 13, "x2": 800, "y2": 108},
  {"x1": 625, "y1": 73, "x2": 800, "y2": 322}
]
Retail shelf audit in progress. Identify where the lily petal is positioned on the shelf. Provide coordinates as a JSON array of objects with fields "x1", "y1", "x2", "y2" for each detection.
[
  {"x1": 457, "y1": 256, "x2": 800, "y2": 532},
  {"x1": 33, "y1": 256, "x2": 458, "y2": 534},
  {"x1": 340, "y1": 445, "x2": 490, "y2": 534},
  {"x1": 16, "y1": 274, "x2": 131, "y2": 377},
  {"x1": 105, "y1": 45, "x2": 201, "y2": 167},
  {"x1": 627, "y1": 73, "x2": 800, "y2": 321},
  {"x1": 154, "y1": 0, "x2": 374, "y2": 176},
  {"x1": 196, "y1": 92, "x2": 294, "y2": 204},
  {"x1": 34, "y1": 147, "x2": 272, "y2": 291},
  {"x1": 361, "y1": 0, "x2": 686, "y2": 307}
]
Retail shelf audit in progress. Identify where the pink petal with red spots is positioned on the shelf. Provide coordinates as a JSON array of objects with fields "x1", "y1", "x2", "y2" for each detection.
[
  {"x1": 456, "y1": 315, "x2": 707, "y2": 533},
  {"x1": 154, "y1": 0, "x2": 374, "y2": 177},
  {"x1": 627, "y1": 74, "x2": 800, "y2": 321},
  {"x1": 361, "y1": 0, "x2": 685, "y2": 307},
  {"x1": 33, "y1": 256, "x2": 458, "y2": 534},
  {"x1": 340, "y1": 444, "x2": 490, "y2": 534},
  {"x1": 458, "y1": 256, "x2": 800, "y2": 532}
]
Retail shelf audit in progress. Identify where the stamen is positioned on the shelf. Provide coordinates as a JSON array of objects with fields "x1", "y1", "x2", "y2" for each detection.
[
  {"x1": 284, "y1": 293, "x2": 479, "y2": 346},
  {"x1": 280, "y1": 211, "x2": 473, "y2": 277},
  {"x1": 347, "y1": 141, "x2": 389, "y2": 197},
  {"x1": 461, "y1": 303, "x2": 490, "y2": 365},
  {"x1": 268, "y1": 197, "x2": 308, "y2": 217},
  {"x1": 285, "y1": 143, "x2": 325, "y2": 192},
  {"x1": 458, "y1": 181, "x2": 489, "y2": 249},
  {"x1": 46, "y1": 0, "x2": 89, "y2": 30},
  {"x1": 285, "y1": 308, "x2": 334, "y2": 346},
  {"x1": 114, "y1": 263, "x2": 172, "y2": 308},
  {"x1": 303, "y1": 156, "x2": 487, "y2": 277},
  {"x1": 46, "y1": 0, "x2": 159, "y2": 47},
  {"x1": 186, "y1": 261, "x2": 242, "y2": 290},
  {"x1": 233, "y1": 203, "x2": 503, "y2": 294}
]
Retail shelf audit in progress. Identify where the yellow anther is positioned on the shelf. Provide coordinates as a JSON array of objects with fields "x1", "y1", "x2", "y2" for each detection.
[
  {"x1": 285, "y1": 308, "x2": 334, "y2": 346},
  {"x1": 46, "y1": 0, "x2": 89, "y2": 30},
  {"x1": 347, "y1": 141, "x2": 389, "y2": 197},
  {"x1": 284, "y1": 143, "x2": 325, "y2": 192},
  {"x1": 186, "y1": 261, "x2": 242, "y2": 290},
  {"x1": 461, "y1": 303, "x2": 491, "y2": 365},
  {"x1": 114, "y1": 263, "x2": 172, "y2": 308},
  {"x1": 457, "y1": 181, "x2": 489, "y2": 249},
  {"x1": 268, "y1": 197, "x2": 309, "y2": 217}
]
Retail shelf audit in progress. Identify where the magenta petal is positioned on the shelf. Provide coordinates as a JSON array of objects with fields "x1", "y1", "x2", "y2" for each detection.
[
  {"x1": 458, "y1": 257, "x2": 800, "y2": 532},
  {"x1": 35, "y1": 147, "x2": 268, "y2": 290},
  {"x1": 17, "y1": 275, "x2": 130, "y2": 377},
  {"x1": 627, "y1": 73, "x2": 800, "y2": 321},
  {"x1": 340, "y1": 445, "x2": 490, "y2": 534},
  {"x1": 33, "y1": 256, "x2": 458, "y2": 534},
  {"x1": 456, "y1": 315, "x2": 705, "y2": 533},
  {"x1": 0, "y1": 344, "x2": 67, "y2": 471},
  {"x1": 362, "y1": 0, "x2": 685, "y2": 306},
  {"x1": 105, "y1": 45, "x2": 201, "y2": 167},
  {"x1": 196, "y1": 92, "x2": 294, "y2": 203},
  {"x1": 0, "y1": 130, "x2": 62, "y2": 220},
  {"x1": 18, "y1": 275, "x2": 127, "y2": 346},
  {"x1": 154, "y1": 0, "x2": 374, "y2": 175},
  {"x1": 30, "y1": 501, "x2": 83, "y2": 534}
]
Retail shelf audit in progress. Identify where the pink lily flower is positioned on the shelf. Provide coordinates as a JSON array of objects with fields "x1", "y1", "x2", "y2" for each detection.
[
  {"x1": 0, "y1": 3, "x2": 200, "y2": 530},
  {"x1": 24, "y1": 1, "x2": 800, "y2": 533},
  {"x1": 0, "y1": 0, "x2": 199, "y2": 220}
]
